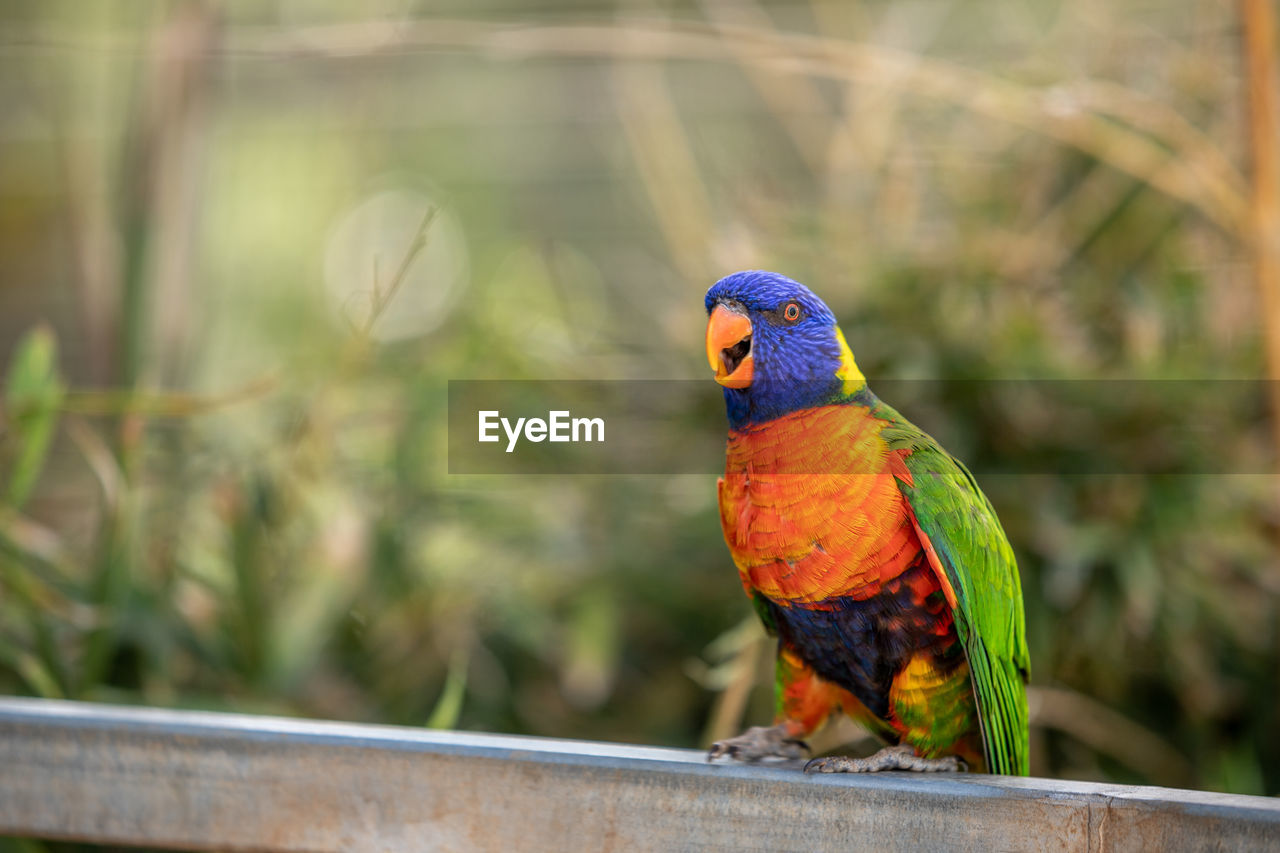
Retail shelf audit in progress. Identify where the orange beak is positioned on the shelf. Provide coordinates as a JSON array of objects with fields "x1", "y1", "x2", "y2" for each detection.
[{"x1": 705, "y1": 304, "x2": 754, "y2": 389}]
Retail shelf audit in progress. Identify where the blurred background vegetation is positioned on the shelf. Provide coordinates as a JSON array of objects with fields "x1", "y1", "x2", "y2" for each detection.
[{"x1": 1, "y1": 6, "x2": 1279, "y2": 845}]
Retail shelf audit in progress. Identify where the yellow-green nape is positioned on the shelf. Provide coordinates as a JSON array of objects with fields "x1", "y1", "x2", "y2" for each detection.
[{"x1": 834, "y1": 327, "x2": 866, "y2": 395}]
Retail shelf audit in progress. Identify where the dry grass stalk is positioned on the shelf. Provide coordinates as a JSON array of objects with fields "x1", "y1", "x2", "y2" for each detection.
[{"x1": 1240, "y1": 0, "x2": 1280, "y2": 463}]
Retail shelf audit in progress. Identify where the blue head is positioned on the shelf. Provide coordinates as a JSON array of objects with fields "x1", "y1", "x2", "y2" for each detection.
[{"x1": 704, "y1": 271, "x2": 865, "y2": 428}]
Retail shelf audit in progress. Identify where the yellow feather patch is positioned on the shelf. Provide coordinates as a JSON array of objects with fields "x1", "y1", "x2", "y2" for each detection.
[
  {"x1": 890, "y1": 653, "x2": 977, "y2": 758},
  {"x1": 834, "y1": 327, "x2": 866, "y2": 396}
]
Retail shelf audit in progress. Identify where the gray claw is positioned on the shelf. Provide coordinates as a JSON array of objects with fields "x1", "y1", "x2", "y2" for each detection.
[
  {"x1": 805, "y1": 744, "x2": 966, "y2": 774},
  {"x1": 708, "y1": 724, "x2": 809, "y2": 763}
]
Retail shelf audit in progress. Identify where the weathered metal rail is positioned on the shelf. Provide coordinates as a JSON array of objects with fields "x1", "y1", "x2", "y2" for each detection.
[{"x1": 0, "y1": 698, "x2": 1276, "y2": 851}]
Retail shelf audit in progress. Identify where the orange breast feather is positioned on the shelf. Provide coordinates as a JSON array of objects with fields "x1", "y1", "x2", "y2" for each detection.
[{"x1": 717, "y1": 405, "x2": 920, "y2": 605}]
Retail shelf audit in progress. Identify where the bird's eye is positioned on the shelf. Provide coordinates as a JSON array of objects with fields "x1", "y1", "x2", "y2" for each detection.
[{"x1": 783, "y1": 302, "x2": 802, "y2": 323}]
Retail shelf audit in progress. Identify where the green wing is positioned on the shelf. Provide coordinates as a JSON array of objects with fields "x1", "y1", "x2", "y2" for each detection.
[{"x1": 877, "y1": 401, "x2": 1031, "y2": 776}]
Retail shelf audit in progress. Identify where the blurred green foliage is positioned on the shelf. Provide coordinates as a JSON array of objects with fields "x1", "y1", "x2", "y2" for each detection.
[{"x1": 1, "y1": 12, "x2": 1278, "y2": 853}]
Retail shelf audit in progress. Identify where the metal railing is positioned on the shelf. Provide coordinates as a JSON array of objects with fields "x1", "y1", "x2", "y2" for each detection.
[{"x1": 0, "y1": 697, "x2": 1277, "y2": 851}]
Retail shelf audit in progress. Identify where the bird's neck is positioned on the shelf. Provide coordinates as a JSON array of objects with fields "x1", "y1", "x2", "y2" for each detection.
[{"x1": 724, "y1": 399, "x2": 887, "y2": 476}]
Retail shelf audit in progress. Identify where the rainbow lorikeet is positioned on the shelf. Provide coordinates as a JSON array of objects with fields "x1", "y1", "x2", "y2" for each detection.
[{"x1": 703, "y1": 271, "x2": 1029, "y2": 775}]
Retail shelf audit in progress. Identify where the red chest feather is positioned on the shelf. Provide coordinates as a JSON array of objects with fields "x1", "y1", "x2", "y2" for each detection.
[{"x1": 717, "y1": 404, "x2": 922, "y2": 605}]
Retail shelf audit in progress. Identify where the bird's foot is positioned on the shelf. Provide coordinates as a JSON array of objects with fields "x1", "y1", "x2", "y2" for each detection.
[
  {"x1": 805, "y1": 744, "x2": 966, "y2": 774},
  {"x1": 708, "y1": 724, "x2": 809, "y2": 763}
]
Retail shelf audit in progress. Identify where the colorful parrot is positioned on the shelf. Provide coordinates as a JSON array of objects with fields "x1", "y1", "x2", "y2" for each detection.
[{"x1": 703, "y1": 270, "x2": 1030, "y2": 775}]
